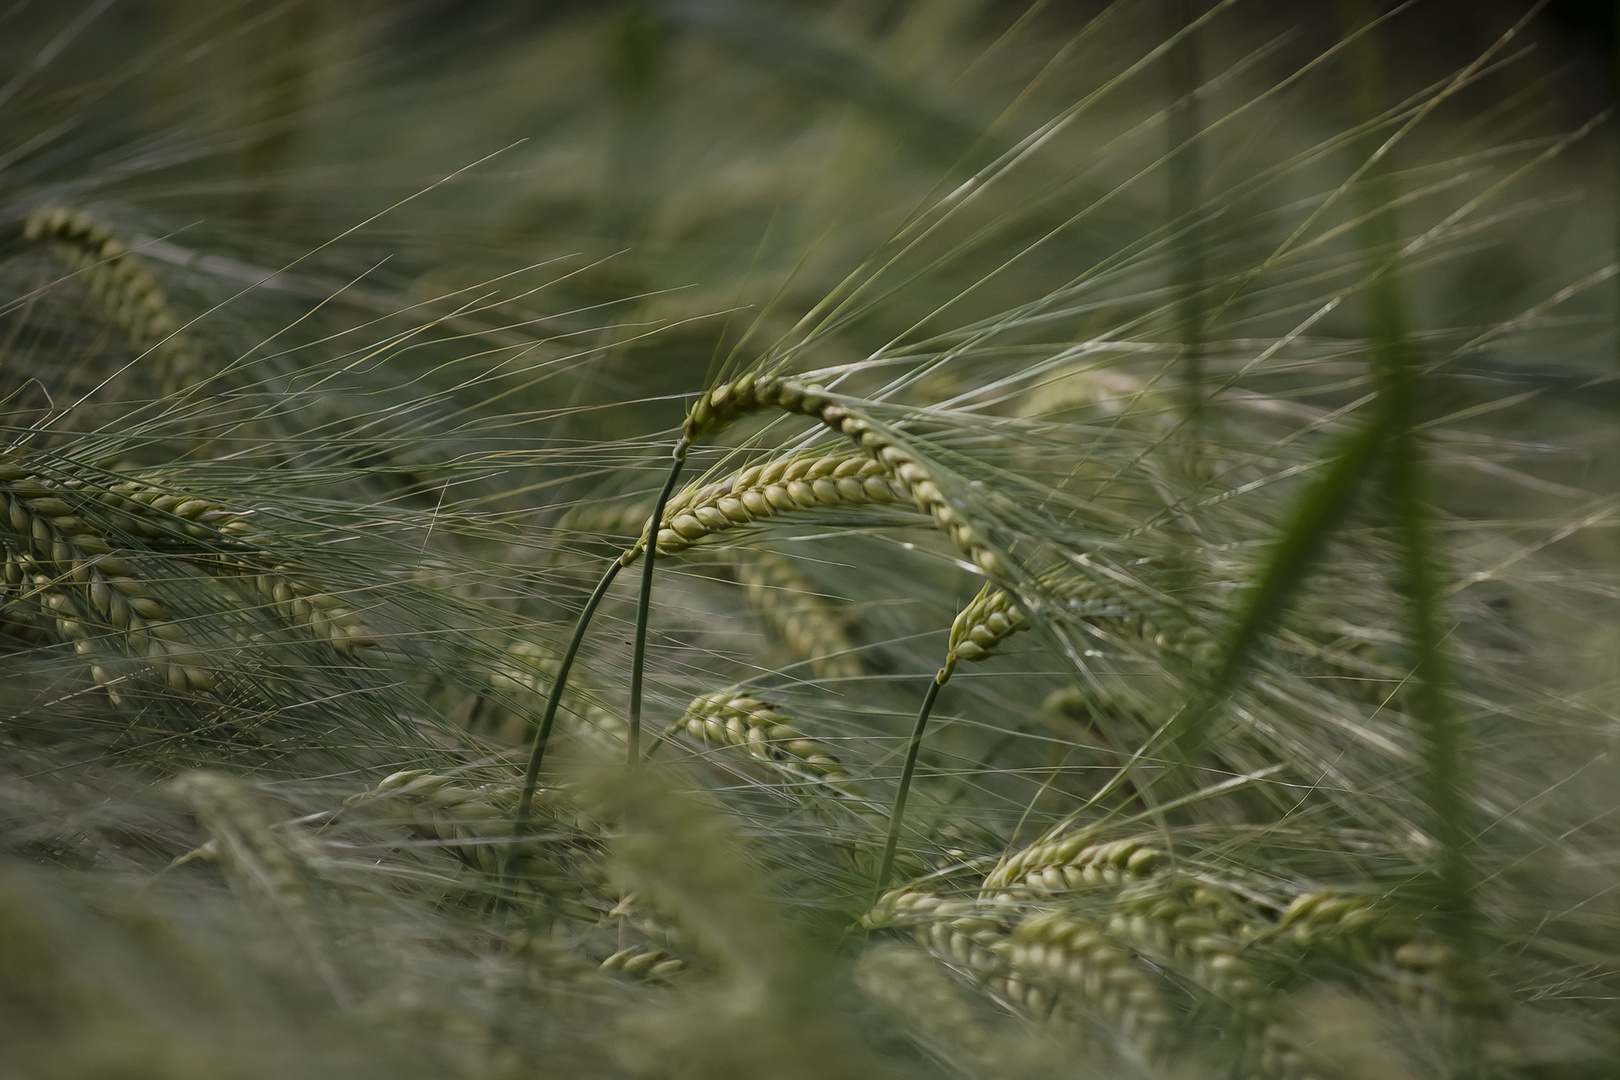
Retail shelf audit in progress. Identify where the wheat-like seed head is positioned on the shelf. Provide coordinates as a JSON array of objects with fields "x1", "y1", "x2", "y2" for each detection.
[
  {"x1": 854, "y1": 944, "x2": 1001, "y2": 1068},
  {"x1": 947, "y1": 569, "x2": 1214, "y2": 671},
  {"x1": 352, "y1": 770, "x2": 593, "y2": 890},
  {"x1": 681, "y1": 375, "x2": 1008, "y2": 577},
  {"x1": 24, "y1": 206, "x2": 200, "y2": 396},
  {"x1": 1105, "y1": 879, "x2": 1271, "y2": 1021},
  {"x1": 677, "y1": 690, "x2": 850, "y2": 781},
  {"x1": 863, "y1": 888, "x2": 1018, "y2": 980},
  {"x1": 1003, "y1": 907, "x2": 1173, "y2": 1053},
  {"x1": 627, "y1": 449, "x2": 910, "y2": 560},
  {"x1": 1, "y1": 463, "x2": 213, "y2": 692},
  {"x1": 982, "y1": 835, "x2": 1163, "y2": 896},
  {"x1": 69, "y1": 473, "x2": 375, "y2": 656},
  {"x1": 732, "y1": 550, "x2": 862, "y2": 681}
]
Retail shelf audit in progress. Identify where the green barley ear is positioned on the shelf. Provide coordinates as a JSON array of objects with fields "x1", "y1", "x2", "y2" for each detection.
[
  {"x1": 677, "y1": 689, "x2": 852, "y2": 783},
  {"x1": 626, "y1": 448, "x2": 911, "y2": 562},
  {"x1": 733, "y1": 550, "x2": 863, "y2": 682},
  {"x1": 169, "y1": 770, "x2": 349, "y2": 1003},
  {"x1": 855, "y1": 943, "x2": 1009, "y2": 1075},
  {"x1": 581, "y1": 761, "x2": 893, "y2": 1080},
  {"x1": 94, "y1": 476, "x2": 376, "y2": 657},
  {"x1": 24, "y1": 206, "x2": 202, "y2": 397},
  {"x1": 1, "y1": 461, "x2": 214, "y2": 694},
  {"x1": 681, "y1": 375, "x2": 1011, "y2": 579}
]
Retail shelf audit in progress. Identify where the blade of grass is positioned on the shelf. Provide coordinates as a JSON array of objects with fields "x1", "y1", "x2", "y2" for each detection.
[
  {"x1": 1169, "y1": 413, "x2": 1387, "y2": 764},
  {"x1": 1340, "y1": 0, "x2": 1479, "y2": 1020}
]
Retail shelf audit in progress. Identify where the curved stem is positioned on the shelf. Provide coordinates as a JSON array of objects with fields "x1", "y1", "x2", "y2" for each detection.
[
  {"x1": 875, "y1": 663, "x2": 952, "y2": 898},
  {"x1": 627, "y1": 441, "x2": 689, "y2": 766},
  {"x1": 508, "y1": 558, "x2": 623, "y2": 869}
]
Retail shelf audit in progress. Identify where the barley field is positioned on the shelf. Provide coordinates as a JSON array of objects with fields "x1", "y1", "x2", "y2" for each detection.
[{"x1": 2, "y1": 2, "x2": 1617, "y2": 1078}]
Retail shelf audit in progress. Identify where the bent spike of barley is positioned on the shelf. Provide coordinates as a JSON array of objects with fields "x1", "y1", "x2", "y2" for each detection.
[
  {"x1": 864, "y1": 890, "x2": 1170, "y2": 1055},
  {"x1": 626, "y1": 449, "x2": 910, "y2": 561},
  {"x1": 854, "y1": 944, "x2": 999, "y2": 1069},
  {"x1": 982, "y1": 835, "x2": 1163, "y2": 897},
  {"x1": 0, "y1": 463, "x2": 213, "y2": 693},
  {"x1": 947, "y1": 571, "x2": 1212, "y2": 670},
  {"x1": 25, "y1": 205, "x2": 200, "y2": 396},
  {"x1": 677, "y1": 690, "x2": 850, "y2": 782},
  {"x1": 1004, "y1": 907, "x2": 1173, "y2": 1054},
  {"x1": 79, "y1": 472, "x2": 374, "y2": 657},
  {"x1": 171, "y1": 770, "x2": 349, "y2": 1004},
  {"x1": 352, "y1": 770, "x2": 593, "y2": 899},
  {"x1": 681, "y1": 375, "x2": 1009, "y2": 579},
  {"x1": 863, "y1": 888, "x2": 1018, "y2": 982},
  {"x1": 488, "y1": 640, "x2": 625, "y2": 745},
  {"x1": 733, "y1": 550, "x2": 863, "y2": 682}
]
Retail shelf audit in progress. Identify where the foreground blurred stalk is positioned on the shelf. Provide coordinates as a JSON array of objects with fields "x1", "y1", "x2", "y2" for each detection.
[{"x1": 1339, "y1": 0, "x2": 1480, "y2": 1026}]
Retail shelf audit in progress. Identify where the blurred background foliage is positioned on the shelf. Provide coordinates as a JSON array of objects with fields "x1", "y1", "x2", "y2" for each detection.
[{"x1": 1, "y1": 1, "x2": 1618, "y2": 1078}]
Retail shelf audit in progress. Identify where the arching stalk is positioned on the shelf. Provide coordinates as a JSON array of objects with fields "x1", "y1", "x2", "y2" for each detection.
[
  {"x1": 627, "y1": 439, "x2": 689, "y2": 766},
  {"x1": 508, "y1": 557, "x2": 624, "y2": 873},
  {"x1": 875, "y1": 661, "x2": 954, "y2": 898}
]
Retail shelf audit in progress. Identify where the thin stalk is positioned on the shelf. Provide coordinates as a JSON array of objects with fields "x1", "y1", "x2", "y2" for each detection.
[
  {"x1": 626, "y1": 440, "x2": 689, "y2": 766},
  {"x1": 508, "y1": 557, "x2": 624, "y2": 868},
  {"x1": 875, "y1": 663, "x2": 952, "y2": 898}
]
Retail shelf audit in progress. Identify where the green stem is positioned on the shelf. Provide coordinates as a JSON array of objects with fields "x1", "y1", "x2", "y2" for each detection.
[
  {"x1": 508, "y1": 557, "x2": 624, "y2": 872},
  {"x1": 627, "y1": 440, "x2": 689, "y2": 766},
  {"x1": 875, "y1": 664, "x2": 952, "y2": 898}
]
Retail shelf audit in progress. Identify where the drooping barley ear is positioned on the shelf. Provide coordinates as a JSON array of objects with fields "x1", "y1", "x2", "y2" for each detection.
[
  {"x1": 855, "y1": 944, "x2": 1001, "y2": 1071},
  {"x1": 862, "y1": 888, "x2": 1017, "y2": 985},
  {"x1": 484, "y1": 639, "x2": 625, "y2": 746},
  {"x1": 89, "y1": 477, "x2": 376, "y2": 658},
  {"x1": 1273, "y1": 890, "x2": 1464, "y2": 1021},
  {"x1": 624, "y1": 448, "x2": 911, "y2": 562},
  {"x1": 169, "y1": 770, "x2": 349, "y2": 1004},
  {"x1": 1, "y1": 463, "x2": 214, "y2": 693},
  {"x1": 1272, "y1": 890, "x2": 1417, "y2": 962},
  {"x1": 982, "y1": 835, "x2": 1162, "y2": 896},
  {"x1": 1104, "y1": 879, "x2": 1271, "y2": 1024},
  {"x1": 681, "y1": 375, "x2": 1010, "y2": 579},
  {"x1": 676, "y1": 689, "x2": 851, "y2": 782},
  {"x1": 948, "y1": 570, "x2": 1212, "y2": 670},
  {"x1": 348, "y1": 770, "x2": 600, "y2": 900},
  {"x1": 24, "y1": 206, "x2": 202, "y2": 397},
  {"x1": 732, "y1": 550, "x2": 863, "y2": 682},
  {"x1": 1003, "y1": 907, "x2": 1174, "y2": 1056}
]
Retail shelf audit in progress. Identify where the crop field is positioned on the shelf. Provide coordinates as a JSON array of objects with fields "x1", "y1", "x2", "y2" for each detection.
[{"x1": 1, "y1": 2, "x2": 1616, "y2": 1078}]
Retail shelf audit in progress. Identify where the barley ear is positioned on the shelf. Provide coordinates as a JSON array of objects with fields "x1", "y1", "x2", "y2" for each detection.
[{"x1": 25, "y1": 206, "x2": 201, "y2": 397}]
